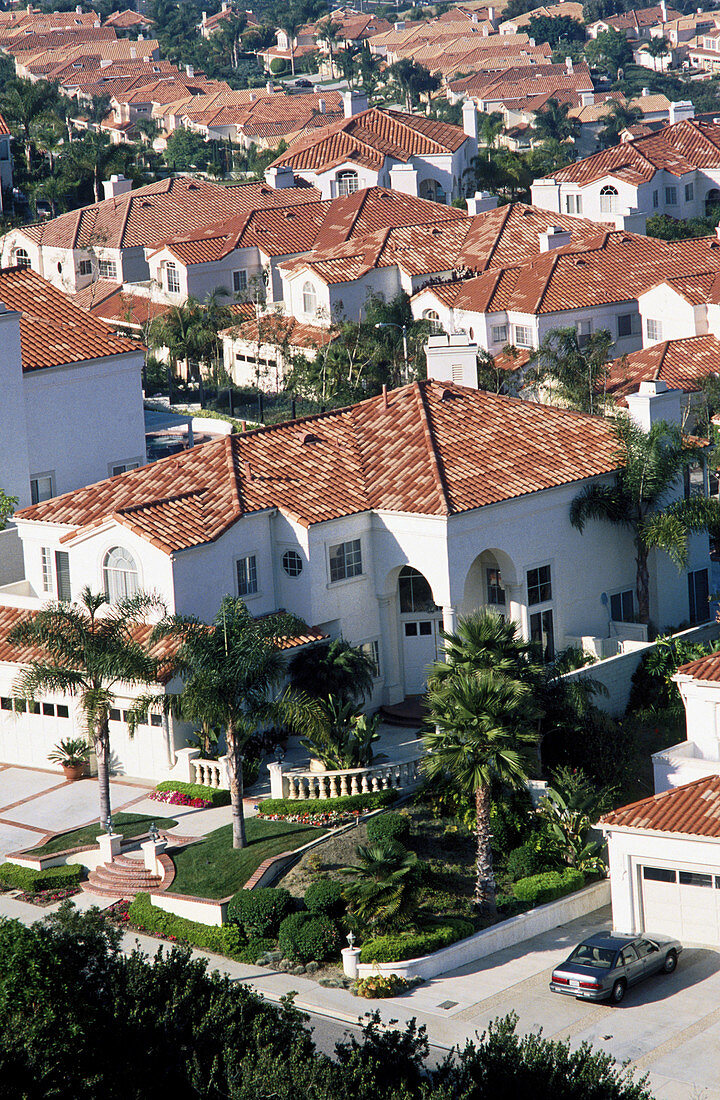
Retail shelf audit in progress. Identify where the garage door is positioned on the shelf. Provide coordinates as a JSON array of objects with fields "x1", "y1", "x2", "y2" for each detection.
[{"x1": 641, "y1": 865, "x2": 720, "y2": 945}]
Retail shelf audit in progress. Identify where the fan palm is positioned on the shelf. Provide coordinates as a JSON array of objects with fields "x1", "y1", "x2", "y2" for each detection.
[
  {"x1": 530, "y1": 98, "x2": 579, "y2": 144},
  {"x1": 642, "y1": 35, "x2": 669, "y2": 72},
  {"x1": 288, "y1": 638, "x2": 375, "y2": 704},
  {"x1": 8, "y1": 588, "x2": 164, "y2": 826},
  {"x1": 342, "y1": 842, "x2": 420, "y2": 930},
  {"x1": 570, "y1": 418, "x2": 720, "y2": 624},
  {"x1": 424, "y1": 671, "x2": 538, "y2": 913},
  {"x1": 429, "y1": 610, "x2": 539, "y2": 685}
]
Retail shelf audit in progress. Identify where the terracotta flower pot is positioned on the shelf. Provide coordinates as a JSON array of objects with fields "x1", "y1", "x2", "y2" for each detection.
[{"x1": 61, "y1": 763, "x2": 86, "y2": 782}]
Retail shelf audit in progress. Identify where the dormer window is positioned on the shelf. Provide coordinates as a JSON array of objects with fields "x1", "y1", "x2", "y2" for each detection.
[
  {"x1": 337, "y1": 170, "x2": 359, "y2": 197},
  {"x1": 302, "y1": 281, "x2": 317, "y2": 315},
  {"x1": 103, "y1": 547, "x2": 139, "y2": 602},
  {"x1": 166, "y1": 261, "x2": 180, "y2": 294}
]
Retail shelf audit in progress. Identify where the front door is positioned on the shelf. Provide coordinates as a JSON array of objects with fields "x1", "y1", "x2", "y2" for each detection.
[{"x1": 402, "y1": 616, "x2": 441, "y2": 695}]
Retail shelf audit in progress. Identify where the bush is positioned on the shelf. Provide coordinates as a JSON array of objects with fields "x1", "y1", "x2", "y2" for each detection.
[
  {"x1": 258, "y1": 790, "x2": 397, "y2": 818},
  {"x1": 270, "y1": 57, "x2": 287, "y2": 73},
  {"x1": 227, "y1": 887, "x2": 292, "y2": 937},
  {"x1": 237, "y1": 936, "x2": 276, "y2": 964},
  {"x1": 506, "y1": 840, "x2": 557, "y2": 881},
  {"x1": 155, "y1": 781, "x2": 230, "y2": 808},
  {"x1": 355, "y1": 973, "x2": 414, "y2": 998},
  {"x1": 304, "y1": 878, "x2": 345, "y2": 917},
  {"x1": 512, "y1": 867, "x2": 585, "y2": 906},
  {"x1": 278, "y1": 911, "x2": 342, "y2": 963},
  {"x1": 128, "y1": 893, "x2": 243, "y2": 956},
  {"x1": 490, "y1": 786, "x2": 535, "y2": 853},
  {"x1": 0, "y1": 862, "x2": 82, "y2": 892},
  {"x1": 366, "y1": 812, "x2": 410, "y2": 846},
  {"x1": 359, "y1": 918, "x2": 473, "y2": 964}
]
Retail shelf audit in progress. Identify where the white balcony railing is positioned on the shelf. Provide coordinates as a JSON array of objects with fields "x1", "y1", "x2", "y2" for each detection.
[{"x1": 281, "y1": 755, "x2": 424, "y2": 801}]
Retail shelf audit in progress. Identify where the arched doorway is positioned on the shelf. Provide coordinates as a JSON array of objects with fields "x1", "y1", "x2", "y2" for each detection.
[
  {"x1": 398, "y1": 566, "x2": 442, "y2": 695},
  {"x1": 706, "y1": 188, "x2": 720, "y2": 216},
  {"x1": 419, "y1": 178, "x2": 439, "y2": 202}
]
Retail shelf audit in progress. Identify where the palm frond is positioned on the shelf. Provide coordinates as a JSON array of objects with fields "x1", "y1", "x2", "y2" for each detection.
[{"x1": 569, "y1": 481, "x2": 630, "y2": 532}]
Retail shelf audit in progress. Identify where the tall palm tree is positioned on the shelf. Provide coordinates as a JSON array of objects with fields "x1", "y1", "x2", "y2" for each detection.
[
  {"x1": 8, "y1": 588, "x2": 164, "y2": 826},
  {"x1": 570, "y1": 418, "x2": 720, "y2": 624},
  {"x1": 151, "y1": 598, "x2": 323, "y2": 849},
  {"x1": 642, "y1": 35, "x2": 669, "y2": 72},
  {"x1": 279, "y1": 9, "x2": 302, "y2": 76},
  {"x1": 430, "y1": 610, "x2": 539, "y2": 684},
  {"x1": 318, "y1": 17, "x2": 342, "y2": 79},
  {"x1": 599, "y1": 101, "x2": 642, "y2": 148},
  {"x1": 527, "y1": 326, "x2": 614, "y2": 415},
  {"x1": 0, "y1": 79, "x2": 60, "y2": 173},
  {"x1": 424, "y1": 671, "x2": 538, "y2": 912},
  {"x1": 530, "y1": 98, "x2": 579, "y2": 145}
]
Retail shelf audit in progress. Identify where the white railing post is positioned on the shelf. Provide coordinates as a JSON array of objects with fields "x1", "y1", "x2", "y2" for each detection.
[{"x1": 276, "y1": 754, "x2": 425, "y2": 802}]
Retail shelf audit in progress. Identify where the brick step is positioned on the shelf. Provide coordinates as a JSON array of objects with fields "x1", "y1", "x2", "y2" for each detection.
[
  {"x1": 113, "y1": 854, "x2": 146, "y2": 869},
  {"x1": 85, "y1": 858, "x2": 162, "y2": 900},
  {"x1": 91, "y1": 865, "x2": 161, "y2": 887}
]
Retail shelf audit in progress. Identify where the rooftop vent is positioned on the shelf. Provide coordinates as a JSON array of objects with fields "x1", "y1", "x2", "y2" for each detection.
[
  {"x1": 439, "y1": 387, "x2": 458, "y2": 401},
  {"x1": 301, "y1": 431, "x2": 321, "y2": 444}
]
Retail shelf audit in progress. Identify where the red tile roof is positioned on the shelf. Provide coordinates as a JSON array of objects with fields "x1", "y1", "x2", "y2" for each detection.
[
  {"x1": 451, "y1": 62, "x2": 593, "y2": 104},
  {"x1": 0, "y1": 112, "x2": 9, "y2": 137},
  {"x1": 15, "y1": 379, "x2": 622, "y2": 549},
  {"x1": 606, "y1": 335, "x2": 720, "y2": 405},
  {"x1": 590, "y1": 4, "x2": 681, "y2": 31},
  {"x1": 222, "y1": 315, "x2": 335, "y2": 349},
  {"x1": 71, "y1": 279, "x2": 170, "y2": 329},
  {"x1": 676, "y1": 649, "x2": 720, "y2": 682},
  {"x1": 601, "y1": 774, "x2": 720, "y2": 837},
  {"x1": 0, "y1": 267, "x2": 140, "y2": 370}
]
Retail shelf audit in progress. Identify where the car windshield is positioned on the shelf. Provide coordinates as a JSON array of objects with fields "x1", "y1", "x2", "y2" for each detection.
[{"x1": 568, "y1": 944, "x2": 617, "y2": 969}]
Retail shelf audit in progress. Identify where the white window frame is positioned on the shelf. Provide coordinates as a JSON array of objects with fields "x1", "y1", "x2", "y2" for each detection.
[
  {"x1": 491, "y1": 323, "x2": 508, "y2": 343},
  {"x1": 328, "y1": 538, "x2": 363, "y2": 584},
  {"x1": 646, "y1": 318, "x2": 662, "y2": 342},
  {"x1": 30, "y1": 472, "x2": 54, "y2": 505},
  {"x1": 165, "y1": 261, "x2": 181, "y2": 294},
  {"x1": 609, "y1": 587, "x2": 634, "y2": 622},
  {"x1": 617, "y1": 312, "x2": 640, "y2": 339},
  {"x1": 514, "y1": 324, "x2": 533, "y2": 348},
  {"x1": 359, "y1": 638, "x2": 381, "y2": 679},
  {"x1": 599, "y1": 185, "x2": 619, "y2": 214},
  {"x1": 302, "y1": 280, "x2": 317, "y2": 316},
  {"x1": 235, "y1": 553, "x2": 259, "y2": 598},
  {"x1": 15, "y1": 247, "x2": 31, "y2": 268},
  {"x1": 102, "y1": 546, "x2": 140, "y2": 603},
  {"x1": 653, "y1": 189, "x2": 659, "y2": 208},
  {"x1": 41, "y1": 547, "x2": 53, "y2": 594},
  {"x1": 281, "y1": 548, "x2": 304, "y2": 577},
  {"x1": 526, "y1": 562, "x2": 553, "y2": 607},
  {"x1": 336, "y1": 170, "x2": 359, "y2": 197},
  {"x1": 233, "y1": 269, "x2": 248, "y2": 294},
  {"x1": 685, "y1": 182, "x2": 694, "y2": 202},
  {"x1": 78, "y1": 258, "x2": 93, "y2": 277},
  {"x1": 98, "y1": 257, "x2": 117, "y2": 279},
  {"x1": 109, "y1": 460, "x2": 140, "y2": 477},
  {"x1": 665, "y1": 186, "x2": 678, "y2": 205}
]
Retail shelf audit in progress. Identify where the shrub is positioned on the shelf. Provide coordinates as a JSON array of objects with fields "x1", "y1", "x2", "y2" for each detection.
[
  {"x1": 237, "y1": 936, "x2": 276, "y2": 964},
  {"x1": 359, "y1": 918, "x2": 473, "y2": 964},
  {"x1": 278, "y1": 911, "x2": 341, "y2": 963},
  {"x1": 512, "y1": 867, "x2": 585, "y2": 906},
  {"x1": 128, "y1": 893, "x2": 242, "y2": 955},
  {"x1": 304, "y1": 878, "x2": 345, "y2": 917},
  {"x1": 506, "y1": 841, "x2": 555, "y2": 882},
  {"x1": 270, "y1": 57, "x2": 287, "y2": 73},
  {"x1": 227, "y1": 887, "x2": 292, "y2": 936},
  {"x1": 355, "y1": 973, "x2": 414, "y2": 998},
  {"x1": 0, "y1": 863, "x2": 82, "y2": 892},
  {"x1": 155, "y1": 781, "x2": 230, "y2": 808},
  {"x1": 490, "y1": 786, "x2": 535, "y2": 853},
  {"x1": 366, "y1": 812, "x2": 410, "y2": 846},
  {"x1": 258, "y1": 790, "x2": 397, "y2": 818}
]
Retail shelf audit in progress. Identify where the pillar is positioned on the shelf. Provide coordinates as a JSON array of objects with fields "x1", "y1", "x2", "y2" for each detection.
[
  {"x1": 141, "y1": 837, "x2": 167, "y2": 877},
  {"x1": 442, "y1": 606, "x2": 457, "y2": 636},
  {"x1": 341, "y1": 945, "x2": 361, "y2": 978},
  {"x1": 267, "y1": 761, "x2": 286, "y2": 799},
  {"x1": 377, "y1": 594, "x2": 403, "y2": 704},
  {"x1": 97, "y1": 832, "x2": 123, "y2": 863}
]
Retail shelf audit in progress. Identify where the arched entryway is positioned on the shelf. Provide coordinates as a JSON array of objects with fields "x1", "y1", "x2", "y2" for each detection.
[
  {"x1": 707, "y1": 188, "x2": 720, "y2": 216},
  {"x1": 398, "y1": 566, "x2": 442, "y2": 695},
  {"x1": 462, "y1": 548, "x2": 519, "y2": 619}
]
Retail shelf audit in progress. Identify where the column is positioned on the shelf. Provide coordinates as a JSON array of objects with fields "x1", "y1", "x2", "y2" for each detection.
[
  {"x1": 377, "y1": 594, "x2": 403, "y2": 704},
  {"x1": 442, "y1": 606, "x2": 457, "y2": 636}
]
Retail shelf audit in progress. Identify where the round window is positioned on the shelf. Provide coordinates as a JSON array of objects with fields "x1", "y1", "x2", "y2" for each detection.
[{"x1": 282, "y1": 550, "x2": 303, "y2": 577}]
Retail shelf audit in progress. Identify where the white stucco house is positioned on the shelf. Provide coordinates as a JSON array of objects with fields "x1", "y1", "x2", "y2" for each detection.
[{"x1": 653, "y1": 651, "x2": 720, "y2": 793}]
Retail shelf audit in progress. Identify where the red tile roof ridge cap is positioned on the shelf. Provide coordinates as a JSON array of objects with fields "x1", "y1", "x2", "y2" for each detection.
[
  {"x1": 116, "y1": 487, "x2": 210, "y2": 515},
  {"x1": 223, "y1": 432, "x2": 244, "y2": 520},
  {"x1": 599, "y1": 772, "x2": 720, "y2": 826},
  {"x1": 653, "y1": 340, "x2": 671, "y2": 379},
  {"x1": 676, "y1": 648, "x2": 720, "y2": 677},
  {"x1": 534, "y1": 248, "x2": 562, "y2": 313},
  {"x1": 414, "y1": 381, "x2": 451, "y2": 515},
  {"x1": 478, "y1": 201, "x2": 512, "y2": 272}
]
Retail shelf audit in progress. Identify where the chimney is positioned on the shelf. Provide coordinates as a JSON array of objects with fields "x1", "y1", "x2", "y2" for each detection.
[
  {"x1": 130, "y1": 46, "x2": 137, "y2": 58},
  {"x1": 641, "y1": 86, "x2": 650, "y2": 96},
  {"x1": 626, "y1": 379, "x2": 682, "y2": 430},
  {"x1": 471, "y1": 10, "x2": 478, "y2": 21},
  {"x1": 102, "y1": 174, "x2": 133, "y2": 201},
  {"x1": 202, "y1": 10, "x2": 208, "y2": 24},
  {"x1": 467, "y1": 190, "x2": 498, "y2": 214},
  {"x1": 343, "y1": 90, "x2": 368, "y2": 118},
  {"x1": 185, "y1": 63, "x2": 194, "y2": 77},
  {"x1": 382, "y1": 384, "x2": 388, "y2": 407},
  {"x1": 580, "y1": 90, "x2": 594, "y2": 106},
  {"x1": 318, "y1": 97, "x2": 326, "y2": 113},
  {"x1": 266, "y1": 80, "x2": 274, "y2": 93},
  {"x1": 669, "y1": 100, "x2": 695, "y2": 123},
  {"x1": 565, "y1": 55, "x2": 573, "y2": 73},
  {"x1": 221, "y1": 1, "x2": 229, "y2": 10},
  {"x1": 660, "y1": 0, "x2": 668, "y2": 20},
  {"x1": 394, "y1": 19, "x2": 405, "y2": 30},
  {"x1": 487, "y1": 5, "x2": 495, "y2": 19},
  {"x1": 462, "y1": 98, "x2": 478, "y2": 141},
  {"x1": 389, "y1": 163, "x2": 418, "y2": 195},
  {"x1": 425, "y1": 333, "x2": 478, "y2": 387},
  {"x1": 264, "y1": 164, "x2": 295, "y2": 188},
  {"x1": 75, "y1": 4, "x2": 81, "y2": 12},
  {"x1": 539, "y1": 226, "x2": 572, "y2": 251}
]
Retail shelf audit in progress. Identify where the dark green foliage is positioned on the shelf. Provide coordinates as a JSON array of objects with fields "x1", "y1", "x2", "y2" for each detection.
[
  {"x1": 128, "y1": 892, "x2": 243, "y2": 955},
  {"x1": 366, "y1": 812, "x2": 411, "y2": 846},
  {"x1": 646, "y1": 213, "x2": 716, "y2": 240},
  {"x1": 289, "y1": 639, "x2": 376, "y2": 704},
  {"x1": 155, "y1": 780, "x2": 231, "y2": 806},
  {"x1": 526, "y1": 14, "x2": 584, "y2": 46},
  {"x1": 304, "y1": 878, "x2": 346, "y2": 917},
  {"x1": 0, "y1": 862, "x2": 82, "y2": 892},
  {"x1": 227, "y1": 886, "x2": 292, "y2": 936},
  {"x1": 490, "y1": 786, "x2": 536, "y2": 853},
  {"x1": 359, "y1": 918, "x2": 474, "y2": 963},
  {"x1": 541, "y1": 706, "x2": 638, "y2": 789},
  {"x1": 512, "y1": 867, "x2": 585, "y2": 905},
  {"x1": 259, "y1": 790, "x2": 397, "y2": 817},
  {"x1": 506, "y1": 842, "x2": 555, "y2": 882},
  {"x1": 627, "y1": 634, "x2": 716, "y2": 715},
  {"x1": 278, "y1": 910, "x2": 342, "y2": 962},
  {"x1": 237, "y1": 936, "x2": 276, "y2": 964}
]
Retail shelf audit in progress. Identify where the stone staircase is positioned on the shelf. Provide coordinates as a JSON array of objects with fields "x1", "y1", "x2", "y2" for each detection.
[{"x1": 84, "y1": 852, "x2": 162, "y2": 900}]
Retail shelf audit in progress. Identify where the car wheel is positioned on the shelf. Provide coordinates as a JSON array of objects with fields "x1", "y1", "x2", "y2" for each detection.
[
  {"x1": 663, "y1": 950, "x2": 677, "y2": 974},
  {"x1": 610, "y1": 979, "x2": 626, "y2": 1004}
]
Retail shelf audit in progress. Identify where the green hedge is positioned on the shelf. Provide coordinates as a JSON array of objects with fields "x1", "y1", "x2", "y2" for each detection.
[
  {"x1": 278, "y1": 911, "x2": 341, "y2": 963},
  {"x1": 155, "y1": 781, "x2": 231, "y2": 807},
  {"x1": 0, "y1": 862, "x2": 83, "y2": 892},
  {"x1": 304, "y1": 878, "x2": 345, "y2": 917},
  {"x1": 258, "y1": 790, "x2": 397, "y2": 817},
  {"x1": 359, "y1": 918, "x2": 473, "y2": 964},
  {"x1": 237, "y1": 936, "x2": 276, "y2": 964},
  {"x1": 227, "y1": 887, "x2": 292, "y2": 936},
  {"x1": 512, "y1": 867, "x2": 585, "y2": 906},
  {"x1": 506, "y1": 841, "x2": 555, "y2": 882},
  {"x1": 366, "y1": 812, "x2": 410, "y2": 846},
  {"x1": 128, "y1": 893, "x2": 242, "y2": 956}
]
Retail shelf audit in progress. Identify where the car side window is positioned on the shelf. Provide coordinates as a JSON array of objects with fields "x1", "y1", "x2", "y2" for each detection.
[
  {"x1": 621, "y1": 946, "x2": 638, "y2": 965},
  {"x1": 636, "y1": 940, "x2": 657, "y2": 958}
]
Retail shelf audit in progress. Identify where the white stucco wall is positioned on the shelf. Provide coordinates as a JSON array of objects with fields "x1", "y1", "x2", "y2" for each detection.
[{"x1": 0, "y1": 309, "x2": 31, "y2": 508}]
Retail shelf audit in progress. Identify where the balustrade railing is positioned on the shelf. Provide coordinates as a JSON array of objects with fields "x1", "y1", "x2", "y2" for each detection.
[
  {"x1": 282, "y1": 756, "x2": 424, "y2": 801},
  {"x1": 190, "y1": 757, "x2": 227, "y2": 788}
]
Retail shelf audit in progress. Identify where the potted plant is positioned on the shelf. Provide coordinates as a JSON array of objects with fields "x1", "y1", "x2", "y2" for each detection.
[{"x1": 48, "y1": 738, "x2": 90, "y2": 782}]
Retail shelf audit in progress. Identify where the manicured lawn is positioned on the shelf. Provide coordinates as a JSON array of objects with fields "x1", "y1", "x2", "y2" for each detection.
[
  {"x1": 32, "y1": 813, "x2": 179, "y2": 856},
  {"x1": 170, "y1": 816, "x2": 326, "y2": 899}
]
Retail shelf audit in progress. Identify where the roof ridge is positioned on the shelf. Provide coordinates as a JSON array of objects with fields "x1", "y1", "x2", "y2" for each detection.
[
  {"x1": 223, "y1": 432, "x2": 244, "y2": 520},
  {"x1": 480, "y1": 202, "x2": 512, "y2": 272},
  {"x1": 534, "y1": 249, "x2": 561, "y2": 312},
  {"x1": 414, "y1": 381, "x2": 451, "y2": 515},
  {"x1": 654, "y1": 340, "x2": 671, "y2": 378}
]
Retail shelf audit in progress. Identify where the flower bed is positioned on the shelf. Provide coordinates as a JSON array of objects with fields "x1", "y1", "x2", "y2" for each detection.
[
  {"x1": 257, "y1": 790, "x2": 397, "y2": 820},
  {"x1": 150, "y1": 790, "x2": 212, "y2": 809},
  {"x1": 17, "y1": 885, "x2": 81, "y2": 907},
  {"x1": 257, "y1": 809, "x2": 358, "y2": 828},
  {"x1": 153, "y1": 781, "x2": 231, "y2": 808},
  {"x1": 353, "y1": 973, "x2": 417, "y2": 999}
]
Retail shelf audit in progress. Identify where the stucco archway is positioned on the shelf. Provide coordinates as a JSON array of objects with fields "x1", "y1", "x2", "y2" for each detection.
[{"x1": 461, "y1": 548, "x2": 520, "y2": 620}]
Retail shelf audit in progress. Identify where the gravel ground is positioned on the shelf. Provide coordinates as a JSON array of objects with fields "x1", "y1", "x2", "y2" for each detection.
[{"x1": 277, "y1": 821, "x2": 371, "y2": 901}]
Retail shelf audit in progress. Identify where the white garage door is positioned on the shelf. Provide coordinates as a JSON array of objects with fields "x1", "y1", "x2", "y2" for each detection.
[{"x1": 641, "y1": 865, "x2": 720, "y2": 945}]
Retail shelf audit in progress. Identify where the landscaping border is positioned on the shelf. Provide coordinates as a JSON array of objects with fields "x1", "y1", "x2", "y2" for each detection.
[{"x1": 355, "y1": 880, "x2": 611, "y2": 980}]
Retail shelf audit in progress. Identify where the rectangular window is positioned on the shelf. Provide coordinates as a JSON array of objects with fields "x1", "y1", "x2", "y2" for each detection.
[
  {"x1": 0, "y1": 698, "x2": 11, "y2": 710},
  {"x1": 166, "y1": 264, "x2": 180, "y2": 294},
  {"x1": 78, "y1": 259, "x2": 92, "y2": 276},
  {"x1": 679, "y1": 870, "x2": 713, "y2": 887},
  {"x1": 329, "y1": 539, "x2": 363, "y2": 582},
  {"x1": 109, "y1": 708, "x2": 121, "y2": 722},
  {"x1": 617, "y1": 312, "x2": 638, "y2": 338},
  {"x1": 610, "y1": 589, "x2": 634, "y2": 622},
  {"x1": 486, "y1": 567, "x2": 506, "y2": 606},
  {"x1": 684, "y1": 461, "x2": 705, "y2": 500},
  {"x1": 41, "y1": 702, "x2": 55, "y2": 716},
  {"x1": 419, "y1": 620, "x2": 432, "y2": 636},
  {"x1": 576, "y1": 319, "x2": 592, "y2": 348},
  {"x1": 527, "y1": 564, "x2": 552, "y2": 605},
  {"x1": 0, "y1": 139, "x2": 8, "y2": 161},
  {"x1": 14, "y1": 699, "x2": 26, "y2": 713},
  {"x1": 41, "y1": 547, "x2": 53, "y2": 593},
  {"x1": 530, "y1": 608, "x2": 554, "y2": 662},
  {"x1": 646, "y1": 318, "x2": 662, "y2": 342},
  {"x1": 360, "y1": 640, "x2": 380, "y2": 676},
  {"x1": 110, "y1": 461, "x2": 139, "y2": 477},
  {"x1": 233, "y1": 270, "x2": 248, "y2": 294},
  {"x1": 514, "y1": 325, "x2": 532, "y2": 348},
  {"x1": 404, "y1": 622, "x2": 417, "y2": 636},
  {"x1": 28, "y1": 701, "x2": 40, "y2": 715},
  {"x1": 98, "y1": 259, "x2": 117, "y2": 279},
  {"x1": 685, "y1": 182, "x2": 694, "y2": 202},
  {"x1": 56, "y1": 704, "x2": 69, "y2": 718},
  {"x1": 665, "y1": 186, "x2": 677, "y2": 205},
  {"x1": 30, "y1": 475, "x2": 53, "y2": 505},
  {"x1": 236, "y1": 555, "x2": 258, "y2": 597},
  {"x1": 564, "y1": 193, "x2": 582, "y2": 214},
  {"x1": 688, "y1": 568, "x2": 710, "y2": 624},
  {"x1": 150, "y1": 713, "x2": 162, "y2": 727},
  {"x1": 653, "y1": 189, "x2": 659, "y2": 208},
  {"x1": 491, "y1": 324, "x2": 508, "y2": 343},
  {"x1": 55, "y1": 551, "x2": 71, "y2": 603}
]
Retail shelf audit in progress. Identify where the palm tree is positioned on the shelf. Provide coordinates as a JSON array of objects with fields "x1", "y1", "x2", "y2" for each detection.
[
  {"x1": 430, "y1": 610, "x2": 539, "y2": 684},
  {"x1": 424, "y1": 671, "x2": 538, "y2": 913},
  {"x1": 8, "y1": 588, "x2": 164, "y2": 826},
  {"x1": 642, "y1": 35, "x2": 669, "y2": 72},
  {"x1": 288, "y1": 638, "x2": 376, "y2": 705},
  {"x1": 318, "y1": 17, "x2": 342, "y2": 79},
  {"x1": 151, "y1": 597, "x2": 324, "y2": 849},
  {"x1": 0, "y1": 79, "x2": 60, "y2": 173},
  {"x1": 570, "y1": 418, "x2": 720, "y2": 624},
  {"x1": 63, "y1": 131, "x2": 125, "y2": 203},
  {"x1": 530, "y1": 98, "x2": 579, "y2": 145},
  {"x1": 527, "y1": 326, "x2": 614, "y2": 415},
  {"x1": 341, "y1": 842, "x2": 420, "y2": 930},
  {"x1": 599, "y1": 101, "x2": 642, "y2": 148},
  {"x1": 279, "y1": 9, "x2": 302, "y2": 76}
]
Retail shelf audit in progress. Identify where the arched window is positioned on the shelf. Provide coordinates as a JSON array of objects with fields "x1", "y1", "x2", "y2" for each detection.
[
  {"x1": 398, "y1": 566, "x2": 439, "y2": 614},
  {"x1": 15, "y1": 248, "x2": 31, "y2": 269},
  {"x1": 337, "y1": 170, "x2": 359, "y2": 197},
  {"x1": 706, "y1": 188, "x2": 720, "y2": 216},
  {"x1": 103, "y1": 547, "x2": 139, "y2": 602},
  {"x1": 599, "y1": 185, "x2": 619, "y2": 214},
  {"x1": 165, "y1": 261, "x2": 180, "y2": 294},
  {"x1": 422, "y1": 309, "x2": 442, "y2": 334},
  {"x1": 302, "y1": 281, "x2": 317, "y2": 315}
]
